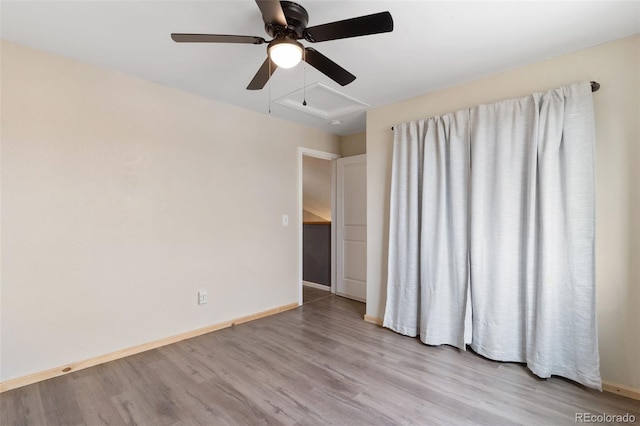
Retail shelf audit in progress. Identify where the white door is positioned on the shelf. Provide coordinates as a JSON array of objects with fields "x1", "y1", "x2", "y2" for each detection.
[{"x1": 336, "y1": 154, "x2": 366, "y2": 302}]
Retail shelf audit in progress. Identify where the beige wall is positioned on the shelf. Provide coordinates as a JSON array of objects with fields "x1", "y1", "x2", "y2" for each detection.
[
  {"x1": 302, "y1": 210, "x2": 328, "y2": 223},
  {"x1": 0, "y1": 41, "x2": 340, "y2": 381},
  {"x1": 340, "y1": 131, "x2": 366, "y2": 157},
  {"x1": 302, "y1": 156, "x2": 332, "y2": 222},
  {"x1": 366, "y1": 35, "x2": 640, "y2": 390}
]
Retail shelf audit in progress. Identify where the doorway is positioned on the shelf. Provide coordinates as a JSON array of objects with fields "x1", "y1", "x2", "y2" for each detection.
[{"x1": 298, "y1": 148, "x2": 340, "y2": 305}]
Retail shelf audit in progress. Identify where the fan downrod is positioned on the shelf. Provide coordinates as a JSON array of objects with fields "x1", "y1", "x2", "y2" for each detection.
[{"x1": 264, "y1": 1, "x2": 309, "y2": 39}]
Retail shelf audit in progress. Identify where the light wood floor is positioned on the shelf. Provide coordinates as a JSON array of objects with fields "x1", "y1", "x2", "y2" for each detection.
[{"x1": 2, "y1": 295, "x2": 638, "y2": 425}]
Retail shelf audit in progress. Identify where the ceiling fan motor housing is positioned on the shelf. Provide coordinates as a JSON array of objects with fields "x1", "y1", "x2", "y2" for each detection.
[{"x1": 265, "y1": 1, "x2": 309, "y2": 39}]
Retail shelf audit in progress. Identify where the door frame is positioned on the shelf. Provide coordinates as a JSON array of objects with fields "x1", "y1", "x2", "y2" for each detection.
[{"x1": 298, "y1": 148, "x2": 341, "y2": 306}]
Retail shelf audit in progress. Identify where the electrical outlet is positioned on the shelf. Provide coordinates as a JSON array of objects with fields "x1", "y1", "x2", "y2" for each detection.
[{"x1": 198, "y1": 290, "x2": 208, "y2": 305}]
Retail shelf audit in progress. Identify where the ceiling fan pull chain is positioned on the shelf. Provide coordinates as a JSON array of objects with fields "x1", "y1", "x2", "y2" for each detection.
[
  {"x1": 303, "y1": 48, "x2": 307, "y2": 106},
  {"x1": 268, "y1": 59, "x2": 272, "y2": 114}
]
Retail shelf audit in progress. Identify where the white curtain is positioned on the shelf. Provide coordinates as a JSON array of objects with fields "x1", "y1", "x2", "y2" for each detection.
[
  {"x1": 383, "y1": 82, "x2": 601, "y2": 389},
  {"x1": 383, "y1": 111, "x2": 471, "y2": 350}
]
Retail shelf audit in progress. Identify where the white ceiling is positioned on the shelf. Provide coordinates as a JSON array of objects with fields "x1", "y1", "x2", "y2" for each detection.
[{"x1": 1, "y1": 1, "x2": 639, "y2": 136}]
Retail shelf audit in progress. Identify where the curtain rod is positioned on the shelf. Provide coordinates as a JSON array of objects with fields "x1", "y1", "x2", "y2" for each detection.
[{"x1": 391, "y1": 81, "x2": 601, "y2": 131}]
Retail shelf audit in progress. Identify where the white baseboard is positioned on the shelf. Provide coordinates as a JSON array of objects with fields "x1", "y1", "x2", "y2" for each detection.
[{"x1": 303, "y1": 280, "x2": 331, "y2": 291}]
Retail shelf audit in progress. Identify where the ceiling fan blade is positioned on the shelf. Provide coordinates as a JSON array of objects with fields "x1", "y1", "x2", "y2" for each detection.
[
  {"x1": 171, "y1": 34, "x2": 266, "y2": 44},
  {"x1": 304, "y1": 48, "x2": 355, "y2": 86},
  {"x1": 247, "y1": 57, "x2": 278, "y2": 90},
  {"x1": 304, "y1": 11, "x2": 393, "y2": 43},
  {"x1": 255, "y1": 0, "x2": 287, "y2": 26}
]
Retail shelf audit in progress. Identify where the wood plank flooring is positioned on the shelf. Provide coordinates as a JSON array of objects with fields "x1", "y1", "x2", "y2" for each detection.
[
  {"x1": 2, "y1": 295, "x2": 639, "y2": 425},
  {"x1": 303, "y1": 285, "x2": 331, "y2": 304}
]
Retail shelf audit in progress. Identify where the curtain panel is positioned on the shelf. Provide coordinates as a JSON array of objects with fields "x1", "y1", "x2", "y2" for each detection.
[{"x1": 383, "y1": 82, "x2": 601, "y2": 389}]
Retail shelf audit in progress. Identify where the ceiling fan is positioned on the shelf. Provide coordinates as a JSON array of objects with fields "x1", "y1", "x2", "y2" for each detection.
[{"x1": 171, "y1": 0, "x2": 393, "y2": 90}]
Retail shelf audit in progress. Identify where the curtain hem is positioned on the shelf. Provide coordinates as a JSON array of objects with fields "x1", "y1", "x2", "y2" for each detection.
[{"x1": 470, "y1": 342, "x2": 602, "y2": 390}]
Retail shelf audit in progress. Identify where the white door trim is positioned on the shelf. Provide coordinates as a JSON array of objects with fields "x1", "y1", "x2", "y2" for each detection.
[{"x1": 298, "y1": 148, "x2": 341, "y2": 306}]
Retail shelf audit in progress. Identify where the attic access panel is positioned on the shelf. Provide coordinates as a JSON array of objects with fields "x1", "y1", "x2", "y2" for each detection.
[{"x1": 274, "y1": 83, "x2": 369, "y2": 120}]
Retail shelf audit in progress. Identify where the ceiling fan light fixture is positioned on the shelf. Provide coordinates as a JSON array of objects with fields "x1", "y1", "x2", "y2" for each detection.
[{"x1": 268, "y1": 39, "x2": 303, "y2": 69}]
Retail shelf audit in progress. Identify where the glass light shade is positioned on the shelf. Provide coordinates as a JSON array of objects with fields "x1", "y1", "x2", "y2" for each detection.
[{"x1": 268, "y1": 41, "x2": 303, "y2": 69}]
